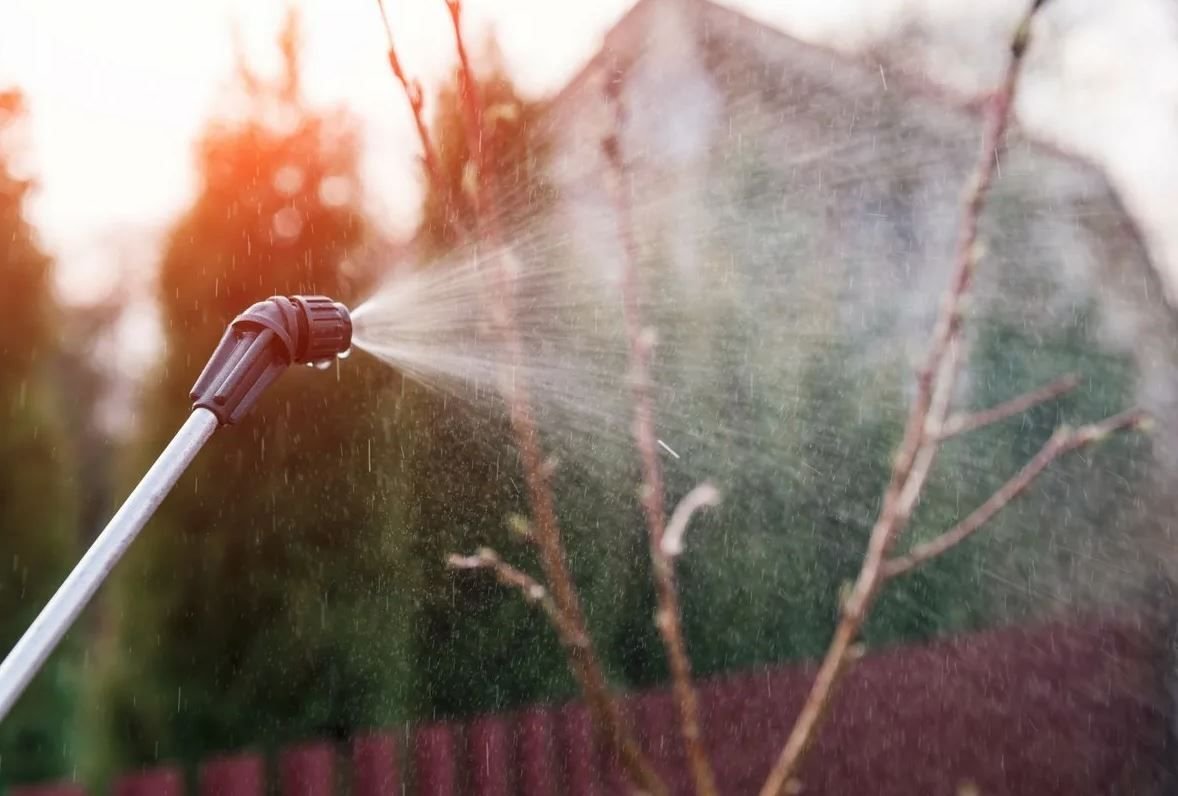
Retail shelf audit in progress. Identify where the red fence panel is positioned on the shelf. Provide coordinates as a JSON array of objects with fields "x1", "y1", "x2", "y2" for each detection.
[
  {"x1": 698, "y1": 621, "x2": 1172, "y2": 795},
  {"x1": 10, "y1": 622, "x2": 1172, "y2": 796},
  {"x1": 8, "y1": 784, "x2": 86, "y2": 796},
  {"x1": 352, "y1": 733, "x2": 401, "y2": 796},
  {"x1": 554, "y1": 703, "x2": 599, "y2": 796},
  {"x1": 467, "y1": 716, "x2": 510, "y2": 796},
  {"x1": 279, "y1": 742, "x2": 333, "y2": 796},
  {"x1": 413, "y1": 723, "x2": 456, "y2": 796},
  {"x1": 199, "y1": 753, "x2": 264, "y2": 796},
  {"x1": 634, "y1": 688, "x2": 687, "y2": 793},
  {"x1": 113, "y1": 766, "x2": 184, "y2": 796},
  {"x1": 516, "y1": 707, "x2": 557, "y2": 796},
  {"x1": 600, "y1": 700, "x2": 641, "y2": 794}
]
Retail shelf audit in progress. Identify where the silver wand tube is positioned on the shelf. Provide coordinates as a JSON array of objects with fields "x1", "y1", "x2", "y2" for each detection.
[
  {"x1": 0, "y1": 408, "x2": 219, "y2": 721},
  {"x1": 0, "y1": 293, "x2": 352, "y2": 724}
]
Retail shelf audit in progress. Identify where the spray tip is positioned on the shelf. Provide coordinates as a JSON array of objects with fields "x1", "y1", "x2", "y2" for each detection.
[
  {"x1": 191, "y1": 295, "x2": 353, "y2": 425},
  {"x1": 293, "y1": 296, "x2": 353, "y2": 364}
]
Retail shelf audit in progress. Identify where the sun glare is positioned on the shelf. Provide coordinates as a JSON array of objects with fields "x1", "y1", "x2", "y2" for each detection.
[{"x1": 0, "y1": 0, "x2": 642, "y2": 305}]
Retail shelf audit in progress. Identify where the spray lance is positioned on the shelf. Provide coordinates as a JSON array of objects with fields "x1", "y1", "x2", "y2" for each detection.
[{"x1": 0, "y1": 295, "x2": 353, "y2": 721}]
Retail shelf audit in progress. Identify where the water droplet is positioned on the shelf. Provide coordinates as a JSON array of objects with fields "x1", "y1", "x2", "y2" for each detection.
[
  {"x1": 338, "y1": 347, "x2": 352, "y2": 360},
  {"x1": 313, "y1": 359, "x2": 333, "y2": 371}
]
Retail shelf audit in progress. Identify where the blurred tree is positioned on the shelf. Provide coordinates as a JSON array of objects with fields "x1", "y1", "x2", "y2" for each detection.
[
  {"x1": 396, "y1": 50, "x2": 577, "y2": 716},
  {"x1": 0, "y1": 88, "x2": 79, "y2": 788},
  {"x1": 418, "y1": 47, "x2": 554, "y2": 251},
  {"x1": 868, "y1": 303, "x2": 1145, "y2": 639},
  {"x1": 400, "y1": 54, "x2": 1152, "y2": 710},
  {"x1": 531, "y1": 104, "x2": 1151, "y2": 684},
  {"x1": 84, "y1": 13, "x2": 415, "y2": 779},
  {"x1": 56, "y1": 294, "x2": 124, "y2": 545}
]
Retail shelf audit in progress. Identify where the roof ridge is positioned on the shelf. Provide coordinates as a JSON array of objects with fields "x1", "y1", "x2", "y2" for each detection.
[{"x1": 539, "y1": 0, "x2": 1133, "y2": 194}]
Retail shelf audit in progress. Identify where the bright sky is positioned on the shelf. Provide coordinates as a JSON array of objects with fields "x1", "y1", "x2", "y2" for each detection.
[
  {"x1": 0, "y1": 0, "x2": 630, "y2": 303},
  {"x1": 0, "y1": 0, "x2": 914, "y2": 305},
  {"x1": 1, "y1": 0, "x2": 1175, "y2": 310}
]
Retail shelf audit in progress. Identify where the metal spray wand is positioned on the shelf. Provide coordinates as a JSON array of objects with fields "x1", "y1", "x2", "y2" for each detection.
[{"x1": 0, "y1": 295, "x2": 353, "y2": 721}]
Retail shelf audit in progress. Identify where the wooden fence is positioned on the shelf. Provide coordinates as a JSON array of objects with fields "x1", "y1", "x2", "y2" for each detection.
[{"x1": 11, "y1": 620, "x2": 1173, "y2": 795}]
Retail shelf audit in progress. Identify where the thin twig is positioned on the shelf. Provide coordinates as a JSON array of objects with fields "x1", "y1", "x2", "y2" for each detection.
[
  {"x1": 448, "y1": 548, "x2": 555, "y2": 611},
  {"x1": 603, "y1": 82, "x2": 719, "y2": 796},
  {"x1": 444, "y1": 0, "x2": 487, "y2": 220},
  {"x1": 374, "y1": 0, "x2": 442, "y2": 189},
  {"x1": 938, "y1": 373, "x2": 1081, "y2": 439},
  {"x1": 373, "y1": 7, "x2": 655, "y2": 787},
  {"x1": 439, "y1": 5, "x2": 665, "y2": 793},
  {"x1": 663, "y1": 483, "x2": 722, "y2": 558},
  {"x1": 884, "y1": 409, "x2": 1148, "y2": 578},
  {"x1": 759, "y1": 5, "x2": 1056, "y2": 794},
  {"x1": 448, "y1": 548, "x2": 588, "y2": 648}
]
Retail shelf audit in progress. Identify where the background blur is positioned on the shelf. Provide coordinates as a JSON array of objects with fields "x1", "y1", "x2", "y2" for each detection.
[{"x1": 0, "y1": 0, "x2": 1176, "y2": 791}]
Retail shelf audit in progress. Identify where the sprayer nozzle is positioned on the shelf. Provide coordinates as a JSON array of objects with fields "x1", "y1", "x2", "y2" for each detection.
[
  {"x1": 292, "y1": 296, "x2": 353, "y2": 364},
  {"x1": 190, "y1": 295, "x2": 353, "y2": 425}
]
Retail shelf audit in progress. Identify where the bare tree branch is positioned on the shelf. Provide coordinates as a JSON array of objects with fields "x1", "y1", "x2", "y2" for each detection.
[
  {"x1": 938, "y1": 373, "x2": 1081, "y2": 439},
  {"x1": 447, "y1": 548, "x2": 589, "y2": 649},
  {"x1": 603, "y1": 82, "x2": 719, "y2": 796},
  {"x1": 374, "y1": 1, "x2": 660, "y2": 789},
  {"x1": 448, "y1": 548, "x2": 552, "y2": 608},
  {"x1": 884, "y1": 409, "x2": 1148, "y2": 578},
  {"x1": 374, "y1": 0, "x2": 442, "y2": 189},
  {"x1": 444, "y1": 0, "x2": 487, "y2": 220},
  {"x1": 663, "y1": 483, "x2": 722, "y2": 559},
  {"x1": 437, "y1": 5, "x2": 666, "y2": 793},
  {"x1": 759, "y1": 4, "x2": 1068, "y2": 794}
]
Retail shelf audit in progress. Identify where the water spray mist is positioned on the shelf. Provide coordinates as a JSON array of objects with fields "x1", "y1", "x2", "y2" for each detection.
[{"x1": 0, "y1": 295, "x2": 353, "y2": 721}]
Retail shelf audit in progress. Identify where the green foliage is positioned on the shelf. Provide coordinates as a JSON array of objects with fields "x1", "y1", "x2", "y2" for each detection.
[
  {"x1": 418, "y1": 54, "x2": 554, "y2": 254},
  {"x1": 520, "y1": 106, "x2": 1152, "y2": 689},
  {"x1": 401, "y1": 63, "x2": 1152, "y2": 718},
  {"x1": 83, "y1": 20, "x2": 414, "y2": 780},
  {"x1": 0, "y1": 89, "x2": 79, "y2": 788},
  {"x1": 397, "y1": 54, "x2": 575, "y2": 717},
  {"x1": 881, "y1": 305, "x2": 1143, "y2": 630}
]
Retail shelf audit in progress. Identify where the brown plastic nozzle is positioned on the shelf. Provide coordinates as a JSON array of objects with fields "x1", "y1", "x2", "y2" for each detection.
[{"x1": 190, "y1": 295, "x2": 352, "y2": 425}]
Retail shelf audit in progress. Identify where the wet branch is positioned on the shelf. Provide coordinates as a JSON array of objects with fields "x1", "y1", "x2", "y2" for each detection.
[
  {"x1": 437, "y1": 4, "x2": 665, "y2": 793},
  {"x1": 374, "y1": 0, "x2": 441, "y2": 188},
  {"x1": 937, "y1": 372, "x2": 1081, "y2": 439},
  {"x1": 756, "y1": 3, "x2": 1149, "y2": 794},
  {"x1": 603, "y1": 85, "x2": 720, "y2": 796},
  {"x1": 444, "y1": 0, "x2": 487, "y2": 221},
  {"x1": 372, "y1": 0, "x2": 659, "y2": 788},
  {"x1": 447, "y1": 548, "x2": 575, "y2": 641},
  {"x1": 884, "y1": 409, "x2": 1148, "y2": 578}
]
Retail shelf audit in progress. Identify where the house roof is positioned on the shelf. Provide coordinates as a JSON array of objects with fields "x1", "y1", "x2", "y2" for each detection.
[
  {"x1": 540, "y1": 0, "x2": 1109, "y2": 175},
  {"x1": 531, "y1": 0, "x2": 1161, "y2": 292},
  {"x1": 543, "y1": 0, "x2": 979, "y2": 124}
]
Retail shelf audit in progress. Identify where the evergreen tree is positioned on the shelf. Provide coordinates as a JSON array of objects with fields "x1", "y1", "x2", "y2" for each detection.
[
  {"x1": 0, "y1": 88, "x2": 79, "y2": 788},
  {"x1": 397, "y1": 54, "x2": 578, "y2": 716},
  {"x1": 85, "y1": 16, "x2": 413, "y2": 778}
]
